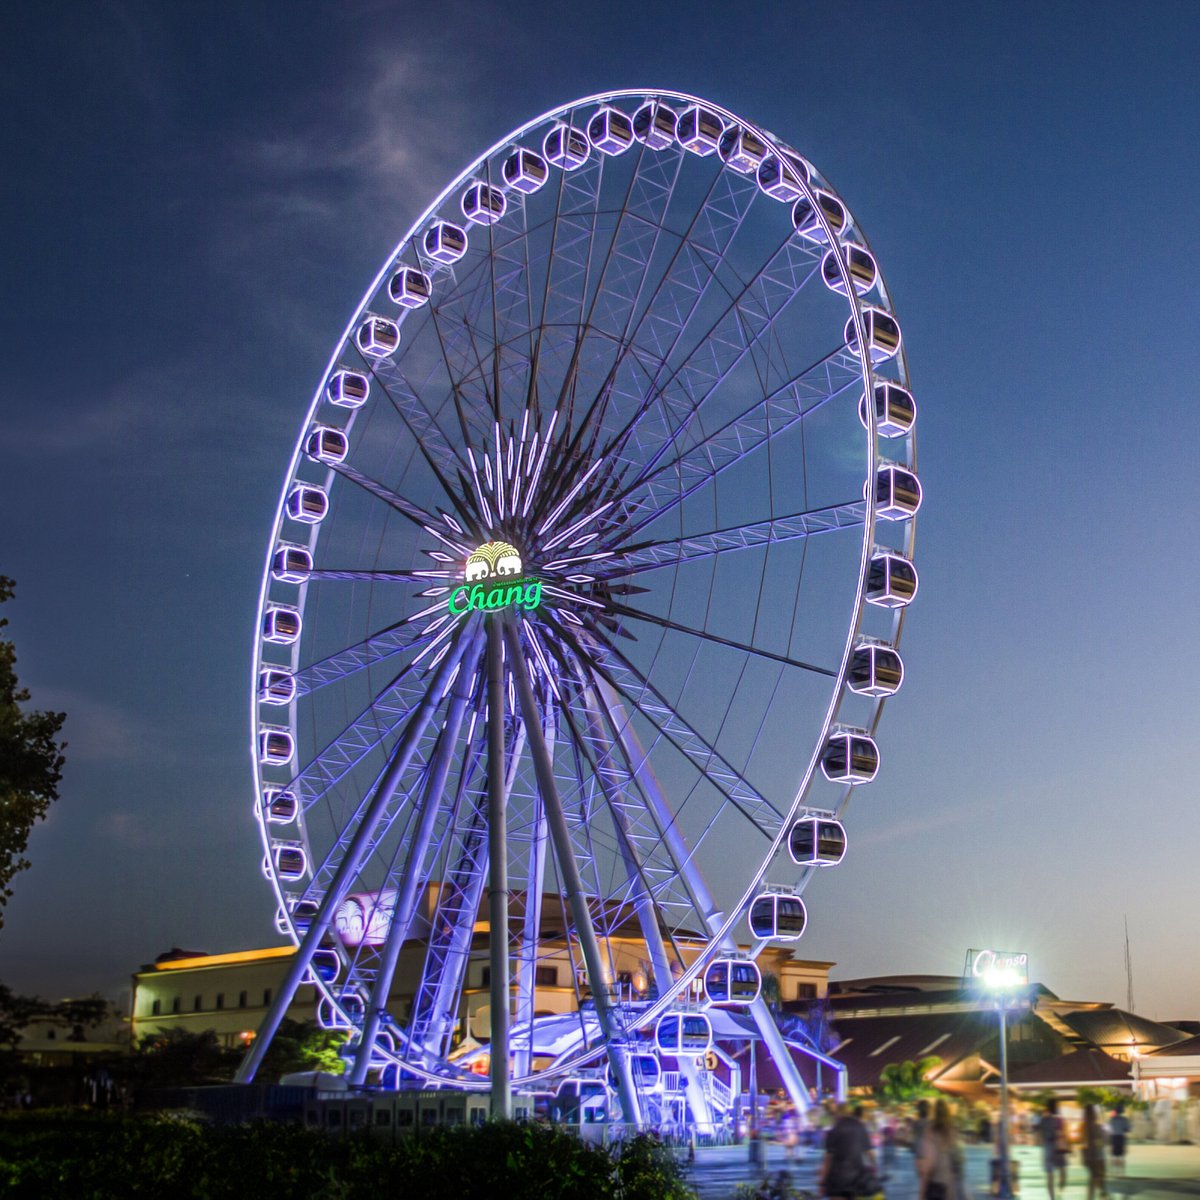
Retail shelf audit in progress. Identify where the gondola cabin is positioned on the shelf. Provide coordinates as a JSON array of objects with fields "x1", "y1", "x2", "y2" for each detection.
[
  {"x1": 718, "y1": 125, "x2": 768, "y2": 174},
  {"x1": 677, "y1": 104, "x2": 723, "y2": 155},
  {"x1": 848, "y1": 642, "x2": 904, "y2": 697},
  {"x1": 633, "y1": 100, "x2": 677, "y2": 149},
  {"x1": 748, "y1": 892, "x2": 808, "y2": 941},
  {"x1": 272, "y1": 841, "x2": 308, "y2": 881},
  {"x1": 820, "y1": 729, "x2": 880, "y2": 783},
  {"x1": 757, "y1": 151, "x2": 811, "y2": 202},
  {"x1": 327, "y1": 368, "x2": 370, "y2": 408},
  {"x1": 272, "y1": 544, "x2": 312, "y2": 584},
  {"x1": 788, "y1": 815, "x2": 847, "y2": 866},
  {"x1": 262, "y1": 787, "x2": 298, "y2": 824},
  {"x1": 588, "y1": 107, "x2": 634, "y2": 156},
  {"x1": 704, "y1": 959, "x2": 761, "y2": 1006},
  {"x1": 290, "y1": 899, "x2": 319, "y2": 936},
  {"x1": 859, "y1": 382, "x2": 916, "y2": 439},
  {"x1": 423, "y1": 221, "x2": 468, "y2": 265},
  {"x1": 606, "y1": 1053, "x2": 661, "y2": 1092},
  {"x1": 543, "y1": 123, "x2": 589, "y2": 170},
  {"x1": 305, "y1": 426, "x2": 348, "y2": 464},
  {"x1": 258, "y1": 669, "x2": 296, "y2": 706},
  {"x1": 503, "y1": 147, "x2": 549, "y2": 193},
  {"x1": 874, "y1": 463, "x2": 922, "y2": 520},
  {"x1": 822, "y1": 244, "x2": 878, "y2": 296},
  {"x1": 308, "y1": 948, "x2": 340, "y2": 984},
  {"x1": 867, "y1": 552, "x2": 918, "y2": 608},
  {"x1": 318, "y1": 992, "x2": 364, "y2": 1029},
  {"x1": 356, "y1": 315, "x2": 400, "y2": 357},
  {"x1": 287, "y1": 484, "x2": 328, "y2": 524},
  {"x1": 388, "y1": 267, "x2": 432, "y2": 309},
  {"x1": 792, "y1": 189, "x2": 849, "y2": 243},
  {"x1": 655, "y1": 1012, "x2": 713, "y2": 1055},
  {"x1": 844, "y1": 307, "x2": 902, "y2": 363},
  {"x1": 461, "y1": 182, "x2": 506, "y2": 226},
  {"x1": 553, "y1": 1078, "x2": 607, "y2": 1123},
  {"x1": 262, "y1": 604, "x2": 301, "y2": 644},
  {"x1": 258, "y1": 727, "x2": 295, "y2": 766}
]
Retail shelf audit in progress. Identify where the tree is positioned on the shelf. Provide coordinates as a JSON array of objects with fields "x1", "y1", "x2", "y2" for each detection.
[
  {"x1": 876, "y1": 1056, "x2": 944, "y2": 1105},
  {"x1": 0, "y1": 577, "x2": 66, "y2": 926},
  {"x1": 255, "y1": 1019, "x2": 349, "y2": 1080}
]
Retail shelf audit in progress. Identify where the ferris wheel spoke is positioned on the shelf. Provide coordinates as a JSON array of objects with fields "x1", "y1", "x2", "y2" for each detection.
[{"x1": 323, "y1": 458, "x2": 457, "y2": 537}]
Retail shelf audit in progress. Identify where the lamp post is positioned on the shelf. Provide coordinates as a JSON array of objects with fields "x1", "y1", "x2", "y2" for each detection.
[{"x1": 993, "y1": 988, "x2": 1014, "y2": 1200}]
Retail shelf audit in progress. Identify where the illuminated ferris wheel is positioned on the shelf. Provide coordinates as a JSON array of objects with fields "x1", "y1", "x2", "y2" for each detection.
[{"x1": 239, "y1": 90, "x2": 919, "y2": 1126}]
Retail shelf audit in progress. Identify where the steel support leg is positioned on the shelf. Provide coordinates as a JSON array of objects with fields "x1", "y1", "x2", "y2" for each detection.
[{"x1": 487, "y1": 617, "x2": 512, "y2": 1120}]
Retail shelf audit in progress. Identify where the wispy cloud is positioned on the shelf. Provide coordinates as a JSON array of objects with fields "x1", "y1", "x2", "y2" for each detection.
[{"x1": 33, "y1": 686, "x2": 177, "y2": 767}]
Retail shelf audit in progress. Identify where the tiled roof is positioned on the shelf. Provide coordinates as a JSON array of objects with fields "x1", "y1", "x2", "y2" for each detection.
[
  {"x1": 1005, "y1": 1049, "x2": 1132, "y2": 1086},
  {"x1": 1145, "y1": 1033, "x2": 1200, "y2": 1058},
  {"x1": 1058, "y1": 1008, "x2": 1186, "y2": 1051}
]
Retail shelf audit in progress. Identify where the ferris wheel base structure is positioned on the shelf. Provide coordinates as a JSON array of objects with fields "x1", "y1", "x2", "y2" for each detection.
[{"x1": 239, "y1": 89, "x2": 919, "y2": 1134}]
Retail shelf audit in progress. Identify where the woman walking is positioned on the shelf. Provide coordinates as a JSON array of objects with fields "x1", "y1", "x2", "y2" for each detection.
[
  {"x1": 917, "y1": 1099, "x2": 963, "y2": 1200},
  {"x1": 1083, "y1": 1104, "x2": 1109, "y2": 1200}
]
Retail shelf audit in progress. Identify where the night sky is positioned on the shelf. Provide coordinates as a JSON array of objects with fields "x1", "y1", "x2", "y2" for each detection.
[{"x1": 4, "y1": 1, "x2": 1198, "y2": 1020}]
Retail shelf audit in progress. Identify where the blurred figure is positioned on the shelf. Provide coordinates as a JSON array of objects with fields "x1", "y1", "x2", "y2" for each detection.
[
  {"x1": 910, "y1": 1098, "x2": 931, "y2": 1171},
  {"x1": 1108, "y1": 1103, "x2": 1131, "y2": 1177},
  {"x1": 917, "y1": 1098, "x2": 963, "y2": 1200},
  {"x1": 1082, "y1": 1103, "x2": 1109, "y2": 1200},
  {"x1": 1037, "y1": 1097, "x2": 1069, "y2": 1200},
  {"x1": 819, "y1": 1103, "x2": 876, "y2": 1200},
  {"x1": 882, "y1": 1117, "x2": 898, "y2": 1180}
]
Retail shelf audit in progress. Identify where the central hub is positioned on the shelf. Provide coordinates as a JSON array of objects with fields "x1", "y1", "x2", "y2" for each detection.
[{"x1": 448, "y1": 540, "x2": 541, "y2": 616}]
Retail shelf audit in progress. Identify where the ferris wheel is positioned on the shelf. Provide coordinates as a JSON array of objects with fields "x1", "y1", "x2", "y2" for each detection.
[{"x1": 238, "y1": 90, "x2": 919, "y2": 1125}]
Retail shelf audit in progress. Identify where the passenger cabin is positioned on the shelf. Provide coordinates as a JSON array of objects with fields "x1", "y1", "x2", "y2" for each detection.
[
  {"x1": 461, "y1": 182, "x2": 506, "y2": 226},
  {"x1": 272, "y1": 544, "x2": 312, "y2": 584},
  {"x1": 792, "y1": 189, "x2": 848, "y2": 243},
  {"x1": 860, "y1": 381, "x2": 916, "y2": 439},
  {"x1": 874, "y1": 463, "x2": 922, "y2": 520},
  {"x1": 258, "y1": 727, "x2": 295, "y2": 766},
  {"x1": 588, "y1": 107, "x2": 634, "y2": 156},
  {"x1": 848, "y1": 642, "x2": 904, "y2": 697},
  {"x1": 553, "y1": 1078, "x2": 607, "y2": 1125},
  {"x1": 757, "y1": 152, "x2": 810, "y2": 202},
  {"x1": 867, "y1": 552, "x2": 918, "y2": 608},
  {"x1": 327, "y1": 368, "x2": 369, "y2": 408},
  {"x1": 262, "y1": 605, "x2": 301, "y2": 644},
  {"x1": 356, "y1": 315, "x2": 400, "y2": 357},
  {"x1": 289, "y1": 899, "x2": 319, "y2": 936},
  {"x1": 606, "y1": 1052, "x2": 661, "y2": 1092},
  {"x1": 262, "y1": 788, "x2": 298, "y2": 824},
  {"x1": 844, "y1": 308, "x2": 902, "y2": 364},
  {"x1": 305, "y1": 427, "x2": 348, "y2": 464},
  {"x1": 788, "y1": 815, "x2": 847, "y2": 867},
  {"x1": 422, "y1": 221, "x2": 468, "y2": 265},
  {"x1": 318, "y1": 993, "x2": 364, "y2": 1029},
  {"x1": 704, "y1": 959, "x2": 761, "y2": 1006},
  {"x1": 543, "y1": 123, "x2": 589, "y2": 170},
  {"x1": 287, "y1": 484, "x2": 328, "y2": 524},
  {"x1": 388, "y1": 267, "x2": 431, "y2": 309},
  {"x1": 632, "y1": 100, "x2": 677, "y2": 149},
  {"x1": 748, "y1": 892, "x2": 808, "y2": 941},
  {"x1": 822, "y1": 244, "x2": 878, "y2": 296},
  {"x1": 503, "y1": 148, "x2": 549, "y2": 194},
  {"x1": 821, "y1": 729, "x2": 879, "y2": 783},
  {"x1": 655, "y1": 1012, "x2": 713, "y2": 1055},
  {"x1": 676, "y1": 104, "x2": 723, "y2": 155},
  {"x1": 258, "y1": 668, "x2": 296, "y2": 706},
  {"x1": 718, "y1": 126, "x2": 768, "y2": 174},
  {"x1": 308, "y1": 948, "x2": 340, "y2": 984},
  {"x1": 272, "y1": 843, "x2": 308, "y2": 882}
]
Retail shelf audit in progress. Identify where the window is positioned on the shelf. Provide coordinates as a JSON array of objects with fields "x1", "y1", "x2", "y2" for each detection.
[
  {"x1": 535, "y1": 966, "x2": 558, "y2": 987},
  {"x1": 480, "y1": 966, "x2": 490, "y2": 988},
  {"x1": 194, "y1": 995, "x2": 203, "y2": 1012},
  {"x1": 262, "y1": 988, "x2": 272, "y2": 1006},
  {"x1": 151, "y1": 999, "x2": 161, "y2": 1016},
  {"x1": 172, "y1": 997, "x2": 181, "y2": 1014},
  {"x1": 46, "y1": 1028, "x2": 56, "y2": 1040},
  {"x1": 397, "y1": 1109, "x2": 414, "y2": 1127},
  {"x1": 216, "y1": 993, "x2": 225, "y2": 1011},
  {"x1": 794, "y1": 983, "x2": 818, "y2": 1000},
  {"x1": 327, "y1": 1109, "x2": 342, "y2": 1127},
  {"x1": 238, "y1": 991, "x2": 248, "y2": 1009},
  {"x1": 421, "y1": 1108, "x2": 438, "y2": 1126},
  {"x1": 375, "y1": 1110, "x2": 392, "y2": 1126}
]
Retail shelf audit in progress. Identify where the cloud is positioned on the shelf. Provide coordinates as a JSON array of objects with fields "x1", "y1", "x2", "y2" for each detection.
[{"x1": 32, "y1": 687, "x2": 176, "y2": 767}]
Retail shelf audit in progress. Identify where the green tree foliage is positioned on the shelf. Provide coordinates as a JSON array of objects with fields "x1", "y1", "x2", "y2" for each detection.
[
  {"x1": 0, "y1": 577, "x2": 66, "y2": 926},
  {"x1": 256, "y1": 1019, "x2": 349, "y2": 1080},
  {"x1": 128, "y1": 1028, "x2": 241, "y2": 1088},
  {"x1": 876, "y1": 1056, "x2": 944, "y2": 1104},
  {"x1": 0, "y1": 987, "x2": 111, "y2": 1083}
]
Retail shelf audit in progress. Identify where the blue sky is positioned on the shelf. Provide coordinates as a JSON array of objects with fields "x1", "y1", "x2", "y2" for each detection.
[{"x1": 3, "y1": 0, "x2": 1198, "y2": 1019}]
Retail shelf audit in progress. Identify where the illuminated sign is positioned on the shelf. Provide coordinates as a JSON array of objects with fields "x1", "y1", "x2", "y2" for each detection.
[
  {"x1": 447, "y1": 540, "x2": 542, "y2": 616},
  {"x1": 966, "y1": 948, "x2": 1029, "y2": 989}
]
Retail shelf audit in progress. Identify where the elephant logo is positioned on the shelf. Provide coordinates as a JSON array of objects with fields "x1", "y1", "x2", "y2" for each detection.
[
  {"x1": 448, "y1": 541, "x2": 541, "y2": 617},
  {"x1": 464, "y1": 541, "x2": 522, "y2": 581}
]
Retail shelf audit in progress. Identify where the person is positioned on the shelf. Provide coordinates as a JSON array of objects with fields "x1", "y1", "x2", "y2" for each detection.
[
  {"x1": 917, "y1": 1098, "x2": 963, "y2": 1200},
  {"x1": 910, "y1": 1098, "x2": 931, "y2": 1170},
  {"x1": 882, "y1": 1118, "x2": 898, "y2": 1180},
  {"x1": 819, "y1": 1104, "x2": 876, "y2": 1200},
  {"x1": 1108, "y1": 1103, "x2": 1131, "y2": 1177},
  {"x1": 1037, "y1": 1098, "x2": 1069, "y2": 1200},
  {"x1": 782, "y1": 1109, "x2": 800, "y2": 1163},
  {"x1": 1082, "y1": 1103, "x2": 1108, "y2": 1200}
]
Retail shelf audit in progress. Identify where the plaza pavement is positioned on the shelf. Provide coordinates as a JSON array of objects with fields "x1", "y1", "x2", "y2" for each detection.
[{"x1": 683, "y1": 1140, "x2": 1200, "y2": 1200}]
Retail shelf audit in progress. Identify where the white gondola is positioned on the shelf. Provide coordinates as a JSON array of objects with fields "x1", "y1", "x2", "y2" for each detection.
[
  {"x1": 655, "y1": 1012, "x2": 713, "y2": 1055},
  {"x1": 503, "y1": 147, "x2": 549, "y2": 193},
  {"x1": 874, "y1": 462, "x2": 922, "y2": 520},
  {"x1": 788, "y1": 815, "x2": 847, "y2": 866},
  {"x1": 756, "y1": 151, "x2": 810, "y2": 202},
  {"x1": 632, "y1": 100, "x2": 677, "y2": 149},
  {"x1": 606, "y1": 1052, "x2": 661, "y2": 1092},
  {"x1": 308, "y1": 948, "x2": 340, "y2": 984},
  {"x1": 259, "y1": 726, "x2": 295, "y2": 766},
  {"x1": 844, "y1": 307, "x2": 902, "y2": 363},
  {"x1": 792, "y1": 189, "x2": 849, "y2": 243},
  {"x1": 820, "y1": 729, "x2": 880, "y2": 783},
  {"x1": 461, "y1": 182, "x2": 506, "y2": 226},
  {"x1": 748, "y1": 892, "x2": 808, "y2": 941},
  {"x1": 290, "y1": 898, "x2": 319, "y2": 935},
  {"x1": 388, "y1": 266, "x2": 431, "y2": 309},
  {"x1": 423, "y1": 220, "x2": 468, "y2": 264},
  {"x1": 262, "y1": 787, "x2": 298, "y2": 824},
  {"x1": 304, "y1": 426, "x2": 348, "y2": 465},
  {"x1": 318, "y1": 992, "x2": 364, "y2": 1029},
  {"x1": 867, "y1": 551, "x2": 918, "y2": 608},
  {"x1": 859, "y1": 381, "x2": 916, "y2": 439},
  {"x1": 258, "y1": 668, "x2": 296, "y2": 706},
  {"x1": 286, "y1": 483, "x2": 328, "y2": 524},
  {"x1": 822, "y1": 244, "x2": 878, "y2": 295},
  {"x1": 272, "y1": 841, "x2": 308, "y2": 882},
  {"x1": 356, "y1": 314, "x2": 400, "y2": 357},
  {"x1": 676, "y1": 104, "x2": 723, "y2": 155},
  {"x1": 848, "y1": 641, "x2": 904, "y2": 697},
  {"x1": 272, "y1": 544, "x2": 312, "y2": 584},
  {"x1": 543, "y1": 123, "x2": 589, "y2": 170},
  {"x1": 718, "y1": 125, "x2": 768, "y2": 174},
  {"x1": 326, "y1": 368, "x2": 369, "y2": 408},
  {"x1": 262, "y1": 604, "x2": 301, "y2": 644},
  {"x1": 704, "y1": 959, "x2": 761, "y2": 1006},
  {"x1": 587, "y1": 106, "x2": 634, "y2": 156}
]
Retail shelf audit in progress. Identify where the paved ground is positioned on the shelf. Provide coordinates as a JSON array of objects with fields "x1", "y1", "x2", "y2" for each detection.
[{"x1": 683, "y1": 1141, "x2": 1200, "y2": 1200}]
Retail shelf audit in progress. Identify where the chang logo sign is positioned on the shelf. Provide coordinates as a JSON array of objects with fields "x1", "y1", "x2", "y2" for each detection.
[{"x1": 448, "y1": 540, "x2": 542, "y2": 616}]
